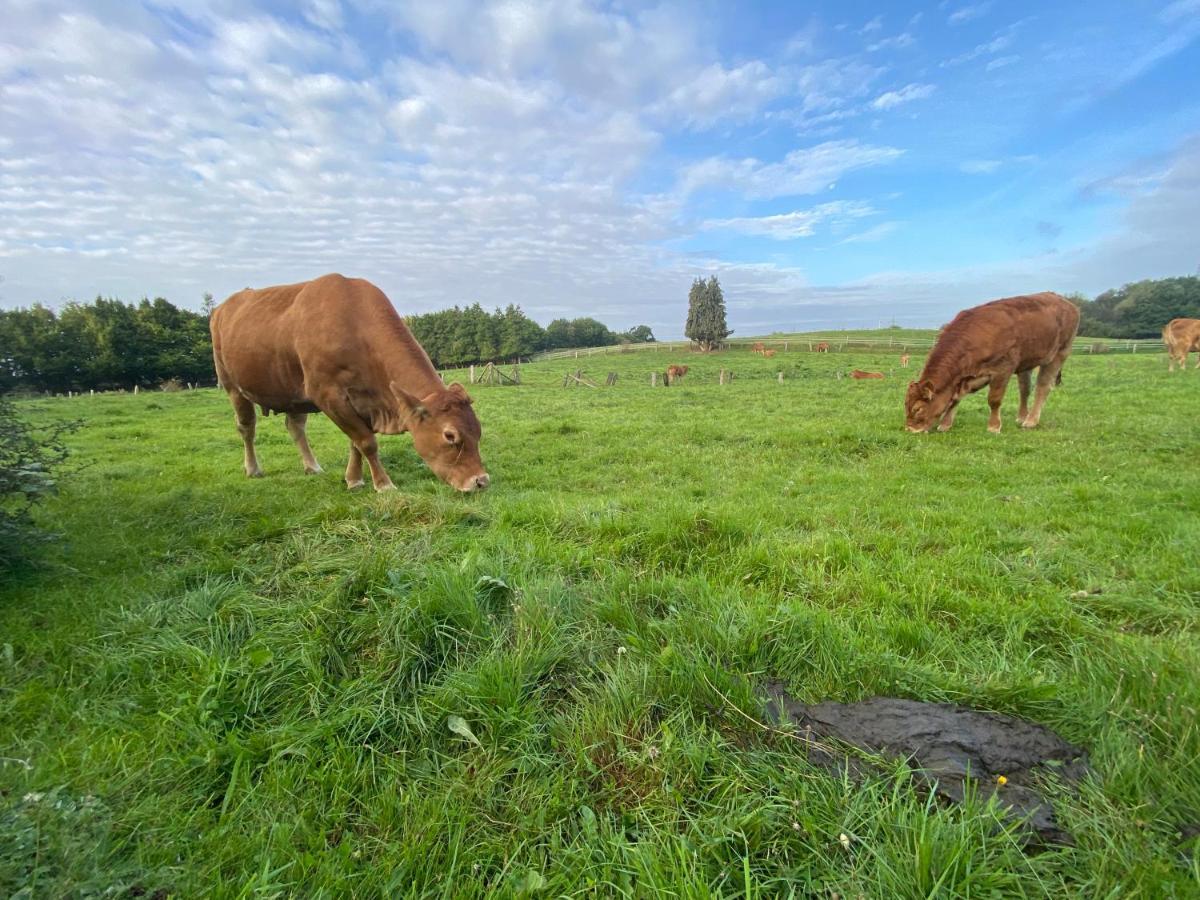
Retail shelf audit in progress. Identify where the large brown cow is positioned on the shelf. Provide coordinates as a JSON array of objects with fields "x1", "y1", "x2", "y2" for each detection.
[
  {"x1": 905, "y1": 292, "x2": 1079, "y2": 434},
  {"x1": 211, "y1": 274, "x2": 489, "y2": 492},
  {"x1": 1163, "y1": 318, "x2": 1200, "y2": 371}
]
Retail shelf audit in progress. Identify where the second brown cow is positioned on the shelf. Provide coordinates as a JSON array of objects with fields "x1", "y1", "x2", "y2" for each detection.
[{"x1": 905, "y1": 292, "x2": 1079, "y2": 434}]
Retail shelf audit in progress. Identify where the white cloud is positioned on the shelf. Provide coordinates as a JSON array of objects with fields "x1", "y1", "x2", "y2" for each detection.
[
  {"x1": 867, "y1": 32, "x2": 916, "y2": 52},
  {"x1": 960, "y1": 159, "x2": 1003, "y2": 174},
  {"x1": 840, "y1": 221, "x2": 899, "y2": 243},
  {"x1": 679, "y1": 141, "x2": 903, "y2": 199},
  {"x1": 703, "y1": 201, "x2": 876, "y2": 240},
  {"x1": 947, "y1": 3, "x2": 993, "y2": 25},
  {"x1": 942, "y1": 32, "x2": 1013, "y2": 66},
  {"x1": 860, "y1": 15, "x2": 884, "y2": 34},
  {"x1": 986, "y1": 54, "x2": 1020, "y2": 71},
  {"x1": 1161, "y1": 0, "x2": 1200, "y2": 22},
  {"x1": 871, "y1": 82, "x2": 935, "y2": 110}
]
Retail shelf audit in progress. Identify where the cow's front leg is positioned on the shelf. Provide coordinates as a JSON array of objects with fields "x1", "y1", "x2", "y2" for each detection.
[
  {"x1": 345, "y1": 444, "x2": 365, "y2": 489},
  {"x1": 285, "y1": 413, "x2": 323, "y2": 474},
  {"x1": 986, "y1": 375, "x2": 1010, "y2": 433},
  {"x1": 355, "y1": 434, "x2": 395, "y2": 491},
  {"x1": 937, "y1": 399, "x2": 961, "y2": 432},
  {"x1": 320, "y1": 395, "x2": 396, "y2": 491}
]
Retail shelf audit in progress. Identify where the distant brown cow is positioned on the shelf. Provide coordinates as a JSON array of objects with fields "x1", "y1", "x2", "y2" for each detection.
[
  {"x1": 851, "y1": 369, "x2": 884, "y2": 379},
  {"x1": 763, "y1": 349, "x2": 777, "y2": 358},
  {"x1": 751, "y1": 342, "x2": 766, "y2": 355},
  {"x1": 211, "y1": 274, "x2": 489, "y2": 492},
  {"x1": 900, "y1": 354, "x2": 910, "y2": 367},
  {"x1": 905, "y1": 292, "x2": 1079, "y2": 434},
  {"x1": 1163, "y1": 318, "x2": 1200, "y2": 371},
  {"x1": 815, "y1": 342, "x2": 830, "y2": 353},
  {"x1": 666, "y1": 364, "x2": 689, "y2": 383}
]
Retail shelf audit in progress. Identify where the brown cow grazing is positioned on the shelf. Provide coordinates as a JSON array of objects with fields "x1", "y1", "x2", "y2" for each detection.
[
  {"x1": 666, "y1": 364, "x2": 689, "y2": 383},
  {"x1": 905, "y1": 292, "x2": 1079, "y2": 434},
  {"x1": 900, "y1": 354, "x2": 910, "y2": 367},
  {"x1": 751, "y1": 342, "x2": 766, "y2": 355},
  {"x1": 1163, "y1": 318, "x2": 1200, "y2": 371},
  {"x1": 763, "y1": 349, "x2": 777, "y2": 358},
  {"x1": 815, "y1": 342, "x2": 830, "y2": 353},
  {"x1": 211, "y1": 274, "x2": 489, "y2": 492},
  {"x1": 851, "y1": 369, "x2": 884, "y2": 379}
]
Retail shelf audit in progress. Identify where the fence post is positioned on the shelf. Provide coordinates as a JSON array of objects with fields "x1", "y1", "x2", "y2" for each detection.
[
  {"x1": 777, "y1": 371, "x2": 783, "y2": 383},
  {"x1": 134, "y1": 385, "x2": 139, "y2": 395},
  {"x1": 651, "y1": 372, "x2": 657, "y2": 387}
]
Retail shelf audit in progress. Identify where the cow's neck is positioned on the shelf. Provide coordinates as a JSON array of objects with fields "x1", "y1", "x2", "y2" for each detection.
[{"x1": 379, "y1": 317, "x2": 445, "y2": 400}]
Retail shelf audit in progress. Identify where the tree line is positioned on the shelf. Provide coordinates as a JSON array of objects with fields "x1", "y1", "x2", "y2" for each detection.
[
  {"x1": 1071, "y1": 276, "x2": 1200, "y2": 338},
  {"x1": 0, "y1": 295, "x2": 655, "y2": 392},
  {"x1": 0, "y1": 297, "x2": 215, "y2": 393},
  {"x1": 402, "y1": 304, "x2": 653, "y2": 367}
]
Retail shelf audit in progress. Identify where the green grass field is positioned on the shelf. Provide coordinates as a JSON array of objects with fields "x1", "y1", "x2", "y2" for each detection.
[{"x1": 3, "y1": 348, "x2": 1199, "y2": 897}]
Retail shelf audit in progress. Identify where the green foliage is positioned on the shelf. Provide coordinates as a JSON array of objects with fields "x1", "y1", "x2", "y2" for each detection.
[
  {"x1": 2, "y1": 351, "x2": 1198, "y2": 895},
  {"x1": 1071, "y1": 276, "x2": 1200, "y2": 338},
  {"x1": 406, "y1": 304, "x2": 546, "y2": 368},
  {"x1": 0, "y1": 395, "x2": 75, "y2": 569},
  {"x1": 685, "y1": 276, "x2": 732, "y2": 351},
  {"x1": 544, "y1": 317, "x2": 620, "y2": 350},
  {"x1": 0, "y1": 296, "x2": 212, "y2": 392},
  {"x1": 621, "y1": 324, "x2": 656, "y2": 343}
]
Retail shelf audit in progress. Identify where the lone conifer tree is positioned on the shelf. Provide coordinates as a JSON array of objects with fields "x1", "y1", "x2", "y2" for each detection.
[{"x1": 684, "y1": 275, "x2": 732, "y2": 351}]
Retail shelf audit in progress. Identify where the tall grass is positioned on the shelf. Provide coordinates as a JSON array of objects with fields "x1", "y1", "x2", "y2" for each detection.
[{"x1": 2, "y1": 348, "x2": 1197, "y2": 896}]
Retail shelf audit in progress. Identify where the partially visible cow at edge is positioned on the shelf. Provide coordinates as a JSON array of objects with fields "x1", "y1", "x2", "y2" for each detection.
[
  {"x1": 905, "y1": 292, "x2": 1079, "y2": 434},
  {"x1": 211, "y1": 273, "x2": 489, "y2": 492},
  {"x1": 1163, "y1": 318, "x2": 1200, "y2": 371}
]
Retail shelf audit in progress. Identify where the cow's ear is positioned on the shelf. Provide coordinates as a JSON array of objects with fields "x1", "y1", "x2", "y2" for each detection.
[
  {"x1": 390, "y1": 381, "x2": 429, "y2": 420},
  {"x1": 919, "y1": 380, "x2": 934, "y2": 401},
  {"x1": 446, "y1": 382, "x2": 473, "y2": 404}
]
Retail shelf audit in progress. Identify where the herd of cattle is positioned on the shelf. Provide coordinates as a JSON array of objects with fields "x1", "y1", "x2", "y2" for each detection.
[{"x1": 210, "y1": 276, "x2": 1200, "y2": 492}]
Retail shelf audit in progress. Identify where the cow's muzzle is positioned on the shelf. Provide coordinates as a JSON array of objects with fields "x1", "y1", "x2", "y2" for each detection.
[{"x1": 461, "y1": 473, "x2": 490, "y2": 492}]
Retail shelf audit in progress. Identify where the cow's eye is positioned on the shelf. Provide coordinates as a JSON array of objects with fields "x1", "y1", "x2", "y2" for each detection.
[{"x1": 443, "y1": 430, "x2": 457, "y2": 444}]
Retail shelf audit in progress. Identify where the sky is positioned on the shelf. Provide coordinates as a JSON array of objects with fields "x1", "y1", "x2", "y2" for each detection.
[{"x1": 1, "y1": 0, "x2": 1198, "y2": 338}]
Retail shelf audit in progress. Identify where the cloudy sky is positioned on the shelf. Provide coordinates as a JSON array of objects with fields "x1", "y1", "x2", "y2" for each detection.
[{"x1": 2, "y1": 0, "x2": 1198, "y2": 337}]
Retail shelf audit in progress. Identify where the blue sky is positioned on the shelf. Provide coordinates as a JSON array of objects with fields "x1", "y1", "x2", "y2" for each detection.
[{"x1": 1, "y1": 0, "x2": 1198, "y2": 337}]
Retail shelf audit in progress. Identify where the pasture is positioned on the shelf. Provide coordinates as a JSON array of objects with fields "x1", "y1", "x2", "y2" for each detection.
[{"x1": 2, "y1": 347, "x2": 1199, "y2": 896}]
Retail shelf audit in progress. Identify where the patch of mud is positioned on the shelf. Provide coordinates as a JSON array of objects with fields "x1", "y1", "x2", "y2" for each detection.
[{"x1": 763, "y1": 682, "x2": 1089, "y2": 845}]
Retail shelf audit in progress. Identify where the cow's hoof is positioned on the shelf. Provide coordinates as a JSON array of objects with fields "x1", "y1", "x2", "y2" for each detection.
[
  {"x1": 246, "y1": 469, "x2": 265, "y2": 478},
  {"x1": 987, "y1": 425, "x2": 1002, "y2": 434},
  {"x1": 346, "y1": 479, "x2": 365, "y2": 490},
  {"x1": 937, "y1": 423, "x2": 953, "y2": 432},
  {"x1": 374, "y1": 482, "x2": 397, "y2": 492},
  {"x1": 305, "y1": 464, "x2": 324, "y2": 475},
  {"x1": 1020, "y1": 420, "x2": 1039, "y2": 429}
]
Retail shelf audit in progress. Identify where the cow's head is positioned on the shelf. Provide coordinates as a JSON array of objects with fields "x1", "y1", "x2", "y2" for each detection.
[
  {"x1": 904, "y1": 378, "x2": 953, "y2": 433},
  {"x1": 390, "y1": 382, "x2": 489, "y2": 492}
]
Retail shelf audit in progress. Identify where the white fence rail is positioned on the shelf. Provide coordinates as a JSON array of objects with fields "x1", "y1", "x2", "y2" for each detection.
[{"x1": 530, "y1": 336, "x2": 1161, "y2": 362}]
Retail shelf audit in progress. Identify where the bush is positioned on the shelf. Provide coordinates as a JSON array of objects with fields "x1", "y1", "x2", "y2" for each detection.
[{"x1": 0, "y1": 395, "x2": 76, "y2": 570}]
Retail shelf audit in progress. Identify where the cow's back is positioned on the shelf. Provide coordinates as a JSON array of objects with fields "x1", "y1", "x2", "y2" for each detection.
[{"x1": 930, "y1": 292, "x2": 1078, "y2": 376}]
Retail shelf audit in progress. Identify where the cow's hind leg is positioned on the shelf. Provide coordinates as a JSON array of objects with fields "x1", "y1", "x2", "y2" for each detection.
[
  {"x1": 1021, "y1": 356, "x2": 1066, "y2": 429},
  {"x1": 229, "y1": 392, "x2": 263, "y2": 477},
  {"x1": 285, "y1": 413, "x2": 323, "y2": 474},
  {"x1": 986, "y1": 374, "x2": 1010, "y2": 434},
  {"x1": 1016, "y1": 370, "x2": 1032, "y2": 425}
]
